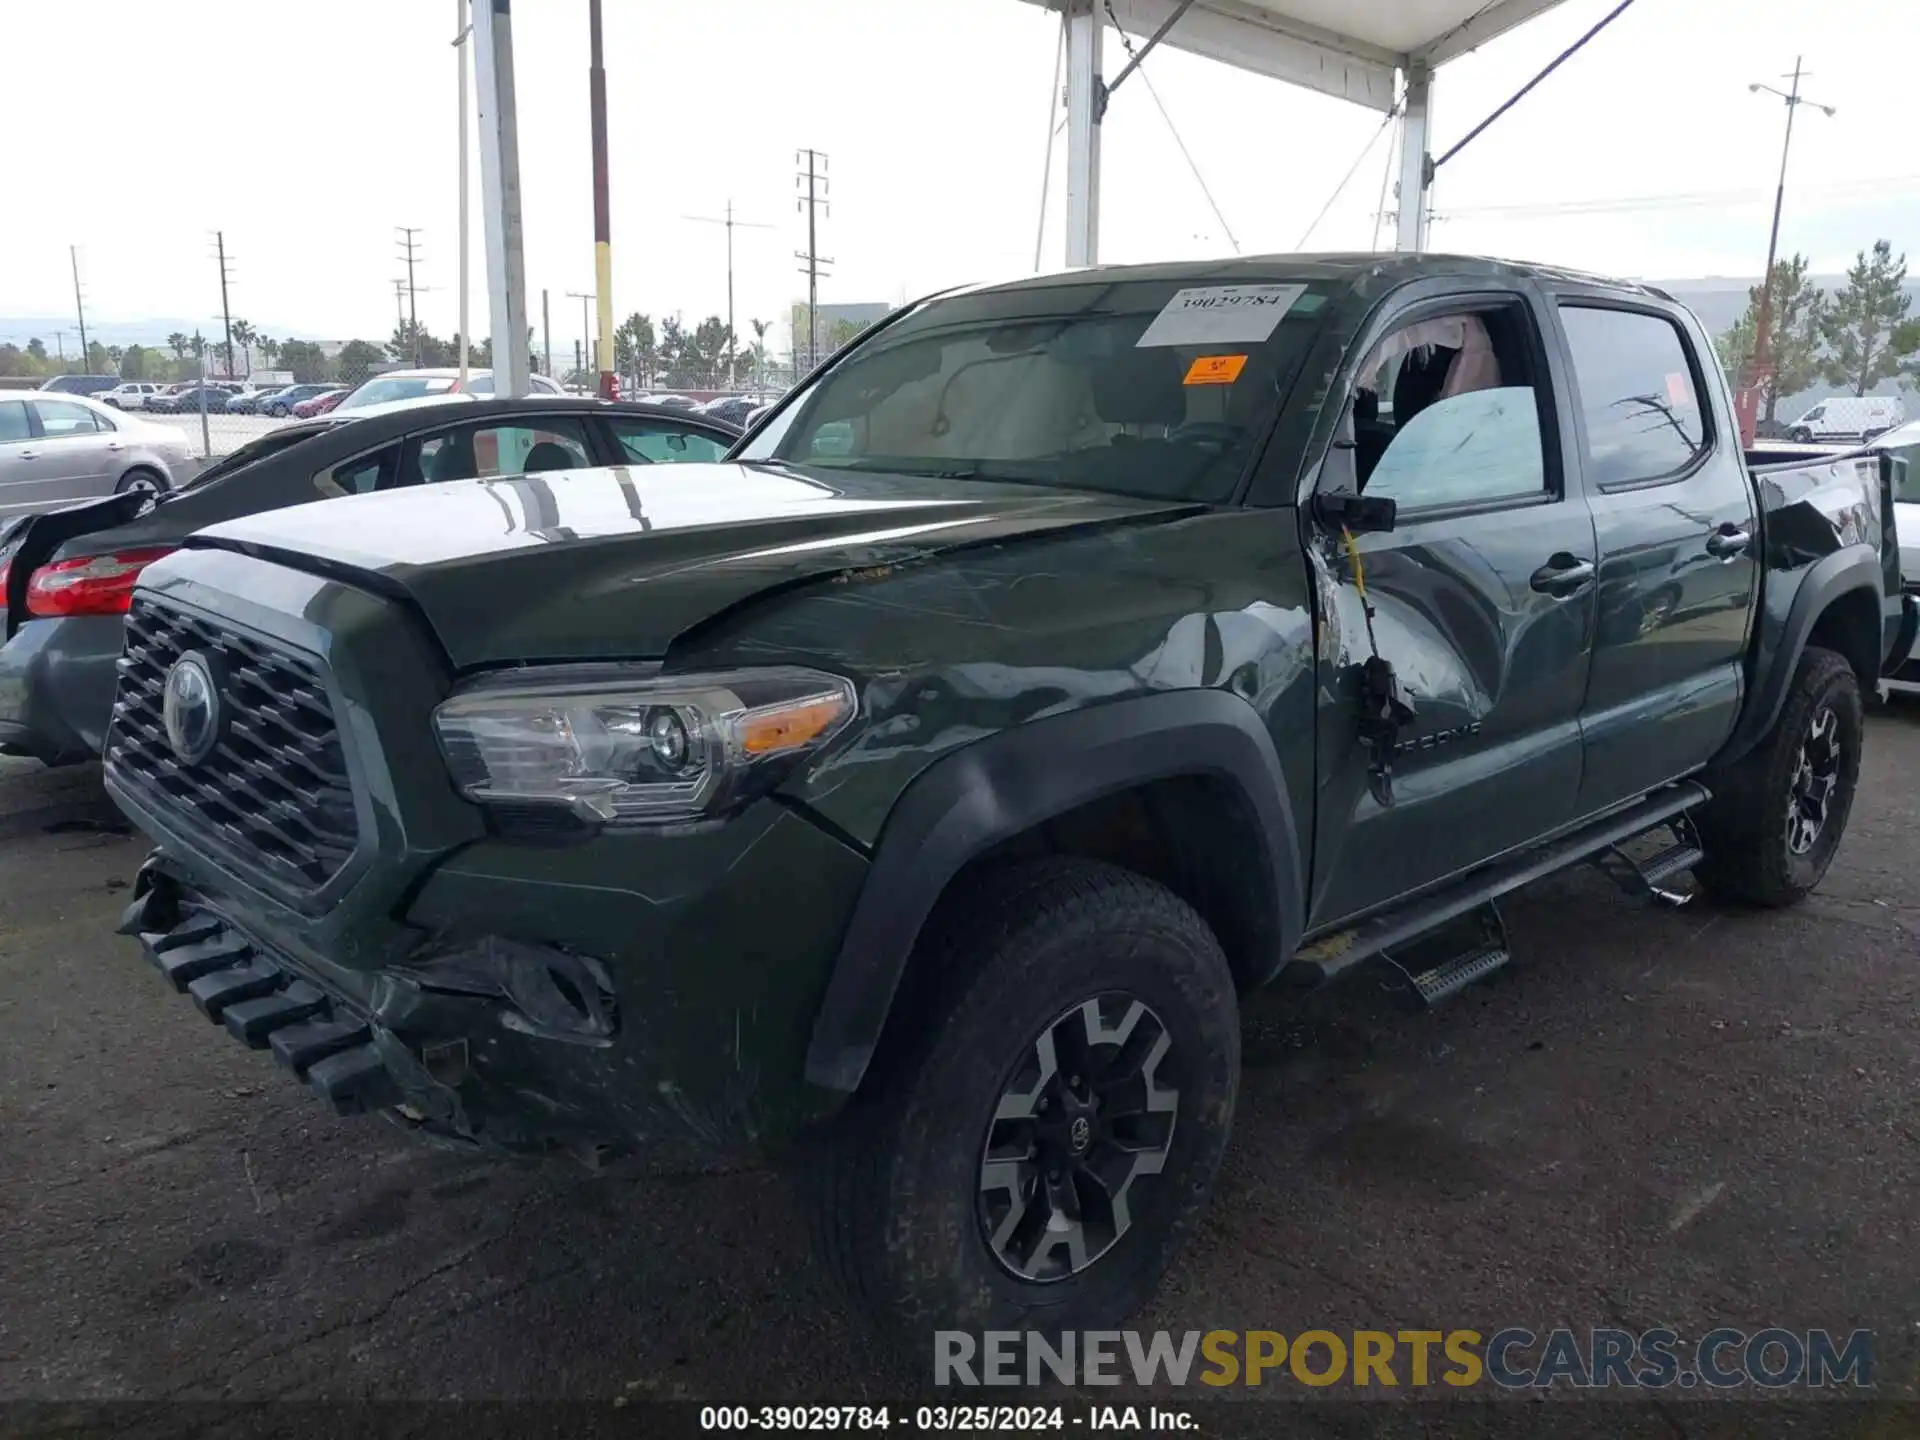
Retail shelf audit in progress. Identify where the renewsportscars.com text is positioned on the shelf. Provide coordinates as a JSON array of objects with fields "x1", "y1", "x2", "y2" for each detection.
[{"x1": 933, "y1": 1328, "x2": 1874, "y2": 1390}]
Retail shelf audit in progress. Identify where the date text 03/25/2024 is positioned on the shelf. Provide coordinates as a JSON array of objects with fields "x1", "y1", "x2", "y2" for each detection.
[{"x1": 698, "y1": 1406, "x2": 1193, "y2": 1432}]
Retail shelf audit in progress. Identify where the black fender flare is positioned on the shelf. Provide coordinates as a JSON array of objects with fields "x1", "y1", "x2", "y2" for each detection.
[
  {"x1": 802, "y1": 689, "x2": 1304, "y2": 1093},
  {"x1": 1718, "y1": 548, "x2": 1884, "y2": 766}
]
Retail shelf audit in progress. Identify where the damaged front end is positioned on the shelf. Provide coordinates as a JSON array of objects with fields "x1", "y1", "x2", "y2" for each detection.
[{"x1": 120, "y1": 856, "x2": 633, "y2": 1158}]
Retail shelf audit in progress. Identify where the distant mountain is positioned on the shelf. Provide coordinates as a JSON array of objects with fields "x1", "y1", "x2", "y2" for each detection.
[
  {"x1": 1654, "y1": 277, "x2": 1920, "y2": 417},
  {"x1": 0, "y1": 316, "x2": 334, "y2": 350}
]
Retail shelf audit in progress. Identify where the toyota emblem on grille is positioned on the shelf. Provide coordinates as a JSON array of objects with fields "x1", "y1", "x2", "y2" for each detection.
[{"x1": 162, "y1": 651, "x2": 222, "y2": 766}]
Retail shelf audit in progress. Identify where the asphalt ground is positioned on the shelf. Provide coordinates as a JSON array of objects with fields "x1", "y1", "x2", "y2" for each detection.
[{"x1": 4, "y1": 713, "x2": 1920, "y2": 1436}]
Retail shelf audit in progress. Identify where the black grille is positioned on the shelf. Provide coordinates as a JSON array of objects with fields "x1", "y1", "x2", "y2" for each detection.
[{"x1": 107, "y1": 597, "x2": 359, "y2": 899}]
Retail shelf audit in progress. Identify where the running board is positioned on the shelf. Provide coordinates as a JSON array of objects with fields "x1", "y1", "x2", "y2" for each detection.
[
  {"x1": 1285, "y1": 781, "x2": 1711, "y2": 989},
  {"x1": 1380, "y1": 901, "x2": 1512, "y2": 1009},
  {"x1": 1591, "y1": 812, "x2": 1704, "y2": 907}
]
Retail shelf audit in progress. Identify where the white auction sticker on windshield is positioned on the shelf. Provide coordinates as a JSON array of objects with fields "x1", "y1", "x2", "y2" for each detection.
[{"x1": 1136, "y1": 284, "x2": 1308, "y2": 348}]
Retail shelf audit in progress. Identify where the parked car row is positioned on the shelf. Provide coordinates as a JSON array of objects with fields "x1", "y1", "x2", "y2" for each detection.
[{"x1": 0, "y1": 395, "x2": 741, "y2": 764}]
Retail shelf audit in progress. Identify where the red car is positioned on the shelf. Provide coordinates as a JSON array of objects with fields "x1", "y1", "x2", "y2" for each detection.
[{"x1": 291, "y1": 388, "x2": 348, "y2": 419}]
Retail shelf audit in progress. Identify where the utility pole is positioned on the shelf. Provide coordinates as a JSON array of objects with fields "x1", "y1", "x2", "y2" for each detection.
[
  {"x1": 1740, "y1": 57, "x2": 1835, "y2": 446},
  {"x1": 52, "y1": 331, "x2": 67, "y2": 369},
  {"x1": 393, "y1": 280, "x2": 409, "y2": 338},
  {"x1": 471, "y1": 0, "x2": 530, "y2": 396},
  {"x1": 684, "y1": 200, "x2": 774, "y2": 390},
  {"x1": 566, "y1": 291, "x2": 594, "y2": 384},
  {"x1": 212, "y1": 231, "x2": 236, "y2": 379},
  {"x1": 794, "y1": 149, "x2": 833, "y2": 375},
  {"x1": 455, "y1": 0, "x2": 472, "y2": 387},
  {"x1": 397, "y1": 227, "x2": 424, "y2": 365},
  {"x1": 69, "y1": 247, "x2": 90, "y2": 373},
  {"x1": 542, "y1": 287, "x2": 552, "y2": 377},
  {"x1": 587, "y1": 0, "x2": 616, "y2": 398}
]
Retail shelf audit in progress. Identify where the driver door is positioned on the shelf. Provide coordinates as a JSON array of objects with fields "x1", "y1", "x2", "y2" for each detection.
[{"x1": 1306, "y1": 289, "x2": 1599, "y2": 927}]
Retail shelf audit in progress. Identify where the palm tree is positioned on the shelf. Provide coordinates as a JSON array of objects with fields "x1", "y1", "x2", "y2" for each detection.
[
  {"x1": 166, "y1": 332, "x2": 189, "y2": 361},
  {"x1": 257, "y1": 335, "x2": 280, "y2": 368},
  {"x1": 748, "y1": 318, "x2": 771, "y2": 388},
  {"x1": 231, "y1": 319, "x2": 257, "y2": 375}
]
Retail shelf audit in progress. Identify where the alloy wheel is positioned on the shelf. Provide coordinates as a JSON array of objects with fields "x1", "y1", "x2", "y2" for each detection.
[
  {"x1": 1786, "y1": 705, "x2": 1841, "y2": 856},
  {"x1": 976, "y1": 992, "x2": 1178, "y2": 1284}
]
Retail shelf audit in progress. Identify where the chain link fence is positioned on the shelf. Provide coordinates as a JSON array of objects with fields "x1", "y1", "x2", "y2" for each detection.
[{"x1": 125, "y1": 346, "x2": 390, "y2": 461}]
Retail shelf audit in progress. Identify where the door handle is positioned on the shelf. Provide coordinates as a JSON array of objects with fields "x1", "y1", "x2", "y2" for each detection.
[
  {"x1": 1706, "y1": 525, "x2": 1752, "y2": 559},
  {"x1": 105, "y1": 441, "x2": 123, "y2": 452},
  {"x1": 13, "y1": 450, "x2": 36, "y2": 460},
  {"x1": 1530, "y1": 554, "x2": 1595, "y2": 596}
]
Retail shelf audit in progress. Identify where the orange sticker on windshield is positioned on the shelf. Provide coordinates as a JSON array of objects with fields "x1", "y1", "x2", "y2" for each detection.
[{"x1": 1185, "y1": 354, "x2": 1248, "y2": 385}]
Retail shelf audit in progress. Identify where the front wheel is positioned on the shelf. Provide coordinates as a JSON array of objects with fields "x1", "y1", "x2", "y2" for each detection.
[
  {"x1": 804, "y1": 857, "x2": 1240, "y2": 1335},
  {"x1": 1695, "y1": 646, "x2": 1863, "y2": 906}
]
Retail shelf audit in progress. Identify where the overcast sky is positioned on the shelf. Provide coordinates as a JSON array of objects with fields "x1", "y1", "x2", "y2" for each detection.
[{"x1": 4, "y1": 0, "x2": 1915, "y2": 352}]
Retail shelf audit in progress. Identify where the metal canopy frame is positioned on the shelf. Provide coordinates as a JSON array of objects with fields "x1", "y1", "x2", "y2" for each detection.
[{"x1": 1029, "y1": 0, "x2": 1574, "y2": 262}]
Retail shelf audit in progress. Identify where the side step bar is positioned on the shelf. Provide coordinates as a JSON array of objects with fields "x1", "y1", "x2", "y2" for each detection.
[
  {"x1": 1285, "y1": 781, "x2": 1710, "y2": 990},
  {"x1": 1380, "y1": 901, "x2": 1512, "y2": 1010}
]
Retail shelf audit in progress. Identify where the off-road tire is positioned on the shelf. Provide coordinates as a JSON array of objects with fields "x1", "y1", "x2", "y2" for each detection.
[
  {"x1": 803, "y1": 856, "x2": 1240, "y2": 1337},
  {"x1": 1695, "y1": 645, "x2": 1863, "y2": 907}
]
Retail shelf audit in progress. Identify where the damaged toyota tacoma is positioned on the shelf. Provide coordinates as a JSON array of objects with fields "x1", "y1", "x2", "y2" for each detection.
[{"x1": 107, "y1": 255, "x2": 1916, "y2": 1335}]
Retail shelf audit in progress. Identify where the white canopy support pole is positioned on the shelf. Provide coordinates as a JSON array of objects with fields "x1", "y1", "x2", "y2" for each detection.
[
  {"x1": 1064, "y1": 0, "x2": 1103, "y2": 267},
  {"x1": 1395, "y1": 60, "x2": 1434, "y2": 252},
  {"x1": 472, "y1": 0, "x2": 531, "y2": 396}
]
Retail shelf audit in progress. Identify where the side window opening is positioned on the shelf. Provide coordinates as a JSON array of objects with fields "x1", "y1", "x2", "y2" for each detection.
[
  {"x1": 1350, "y1": 305, "x2": 1549, "y2": 511},
  {"x1": 412, "y1": 419, "x2": 595, "y2": 485},
  {"x1": 1558, "y1": 304, "x2": 1708, "y2": 487}
]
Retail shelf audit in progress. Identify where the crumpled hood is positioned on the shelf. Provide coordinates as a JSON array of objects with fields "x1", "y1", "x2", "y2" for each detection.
[{"x1": 193, "y1": 462, "x2": 1195, "y2": 670}]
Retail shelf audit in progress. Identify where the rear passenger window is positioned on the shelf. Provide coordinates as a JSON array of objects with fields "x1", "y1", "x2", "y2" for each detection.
[
  {"x1": 315, "y1": 445, "x2": 401, "y2": 498},
  {"x1": 33, "y1": 400, "x2": 101, "y2": 436},
  {"x1": 1559, "y1": 306, "x2": 1708, "y2": 486}
]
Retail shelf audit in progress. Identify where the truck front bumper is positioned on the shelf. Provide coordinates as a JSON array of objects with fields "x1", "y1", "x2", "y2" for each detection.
[{"x1": 117, "y1": 796, "x2": 872, "y2": 1157}]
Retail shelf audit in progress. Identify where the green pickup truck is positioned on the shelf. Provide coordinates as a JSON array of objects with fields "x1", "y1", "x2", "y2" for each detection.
[{"x1": 107, "y1": 254, "x2": 1915, "y2": 1336}]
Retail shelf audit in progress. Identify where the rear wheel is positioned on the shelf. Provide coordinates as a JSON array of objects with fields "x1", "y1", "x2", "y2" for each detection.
[
  {"x1": 804, "y1": 857, "x2": 1240, "y2": 1335},
  {"x1": 1790, "y1": 426, "x2": 1813, "y2": 443},
  {"x1": 114, "y1": 467, "x2": 166, "y2": 501},
  {"x1": 1695, "y1": 646, "x2": 1863, "y2": 906}
]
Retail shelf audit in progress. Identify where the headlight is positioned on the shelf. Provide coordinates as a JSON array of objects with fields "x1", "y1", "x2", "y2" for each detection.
[{"x1": 433, "y1": 665, "x2": 857, "y2": 827}]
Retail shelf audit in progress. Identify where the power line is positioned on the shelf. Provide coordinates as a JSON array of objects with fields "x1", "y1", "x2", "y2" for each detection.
[
  {"x1": 795, "y1": 149, "x2": 834, "y2": 374},
  {"x1": 1431, "y1": 172, "x2": 1920, "y2": 222},
  {"x1": 211, "y1": 232, "x2": 236, "y2": 378},
  {"x1": 1296, "y1": 103, "x2": 1400, "y2": 250},
  {"x1": 397, "y1": 227, "x2": 424, "y2": 364},
  {"x1": 684, "y1": 201, "x2": 774, "y2": 388},
  {"x1": 69, "y1": 246, "x2": 90, "y2": 370},
  {"x1": 1432, "y1": 0, "x2": 1639, "y2": 172},
  {"x1": 1101, "y1": 0, "x2": 1239, "y2": 253},
  {"x1": 566, "y1": 291, "x2": 595, "y2": 379}
]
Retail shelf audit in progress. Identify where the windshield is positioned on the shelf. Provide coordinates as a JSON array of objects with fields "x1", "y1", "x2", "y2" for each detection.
[
  {"x1": 738, "y1": 276, "x2": 1334, "y2": 502},
  {"x1": 339, "y1": 375, "x2": 457, "y2": 410}
]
